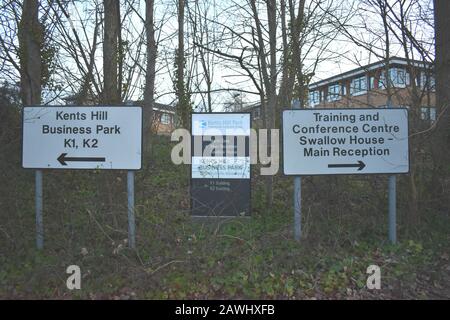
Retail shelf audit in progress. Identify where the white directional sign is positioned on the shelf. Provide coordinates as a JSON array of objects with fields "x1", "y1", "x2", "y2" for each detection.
[
  {"x1": 283, "y1": 108, "x2": 409, "y2": 175},
  {"x1": 22, "y1": 106, "x2": 142, "y2": 170}
]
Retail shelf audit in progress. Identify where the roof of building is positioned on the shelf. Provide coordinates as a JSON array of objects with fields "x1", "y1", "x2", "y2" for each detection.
[
  {"x1": 239, "y1": 101, "x2": 262, "y2": 111},
  {"x1": 309, "y1": 56, "x2": 433, "y2": 90},
  {"x1": 130, "y1": 101, "x2": 176, "y2": 114}
]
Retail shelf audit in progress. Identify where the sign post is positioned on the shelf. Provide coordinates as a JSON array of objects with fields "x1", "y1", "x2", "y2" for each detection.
[
  {"x1": 35, "y1": 170, "x2": 43, "y2": 250},
  {"x1": 387, "y1": 98, "x2": 397, "y2": 245},
  {"x1": 282, "y1": 108, "x2": 409, "y2": 242},
  {"x1": 125, "y1": 101, "x2": 136, "y2": 249},
  {"x1": 388, "y1": 175, "x2": 397, "y2": 244},
  {"x1": 127, "y1": 170, "x2": 136, "y2": 248},
  {"x1": 292, "y1": 99, "x2": 302, "y2": 241},
  {"x1": 294, "y1": 176, "x2": 301, "y2": 241},
  {"x1": 191, "y1": 113, "x2": 251, "y2": 217},
  {"x1": 23, "y1": 105, "x2": 142, "y2": 249}
]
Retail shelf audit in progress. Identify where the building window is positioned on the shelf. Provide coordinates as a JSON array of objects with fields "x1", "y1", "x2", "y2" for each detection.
[
  {"x1": 420, "y1": 107, "x2": 436, "y2": 121},
  {"x1": 379, "y1": 68, "x2": 410, "y2": 89},
  {"x1": 327, "y1": 84, "x2": 341, "y2": 102},
  {"x1": 309, "y1": 90, "x2": 320, "y2": 107},
  {"x1": 392, "y1": 68, "x2": 409, "y2": 87},
  {"x1": 350, "y1": 76, "x2": 367, "y2": 96},
  {"x1": 379, "y1": 72, "x2": 385, "y2": 89},
  {"x1": 419, "y1": 71, "x2": 435, "y2": 91},
  {"x1": 429, "y1": 76, "x2": 435, "y2": 91},
  {"x1": 161, "y1": 113, "x2": 171, "y2": 124},
  {"x1": 369, "y1": 76, "x2": 375, "y2": 90}
]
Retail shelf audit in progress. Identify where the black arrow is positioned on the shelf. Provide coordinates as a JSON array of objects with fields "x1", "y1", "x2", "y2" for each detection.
[
  {"x1": 328, "y1": 160, "x2": 366, "y2": 171},
  {"x1": 57, "y1": 153, "x2": 105, "y2": 166}
]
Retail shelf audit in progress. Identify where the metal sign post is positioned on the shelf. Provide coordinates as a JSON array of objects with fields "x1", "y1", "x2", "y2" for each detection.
[
  {"x1": 127, "y1": 170, "x2": 136, "y2": 248},
  {"x1": 35, "y1": 170, "x2": 43, "y2": 250},
  {"x1": 125, "y1": 101, "x2": 136, "y2": 249},
  {"x1": 292, "y1": 100, "x2": 302, "y2": 241},
  {"x1": 387, "y1": 97, "x2": 397, "y2": 244},
  {"x1": 388, "y1": 175, "x2": 397, "y2": 244},
  {"x1": 294, "y1": 176, "x2": 301, "y2": 241}
]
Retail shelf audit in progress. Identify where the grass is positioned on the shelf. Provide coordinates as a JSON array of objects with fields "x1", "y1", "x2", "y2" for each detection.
[{"x1": 0, "y1": 130, "x2": 449, "y2": 299}]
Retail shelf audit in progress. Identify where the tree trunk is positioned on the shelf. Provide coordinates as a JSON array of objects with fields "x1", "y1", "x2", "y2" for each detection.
[
  {"x1": 265, "y1": 0, "x2": 277, "y2": 212},
  {"x1": 175, "y1": 0, "x2": 190, "y2": 129},
  {"x1": 278, "y1": 0, "x2": 305, "y2": 117},
  {"x1": 103, "y1": 0, "x2": 120, "y2": 104},
  {"x1": 178, "y1": 0, "x2": 185, "y2": 92},
  {"x1": 102, "y1": 0, "x2": 121, "y2": 219},
  {"x1": 18, "y1": 0, "x2": 42, "y2": 106},
  {"x1": 144, "y1": 0, "x2": 156, "y2": 157},
  {"x1": 434, "y1": 0, "x2": 450, "y2": 205}
]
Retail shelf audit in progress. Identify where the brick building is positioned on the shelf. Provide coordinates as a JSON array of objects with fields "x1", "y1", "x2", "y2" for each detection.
[
  {"x1": 123, "y1": 101, "x2": 176, "y2": 135},
  {"x1": 136, "y1": 102, "x2": 175, "y2": 135},
  {"x1": 240, "y1": 57, "x2": 436, "y2": 127},
  {"x1": 64, "y1": 94, "x2": 175, "y2": 135},
  {"x1": 308, "y1": 57, "x2": 436, "y2": 122}
]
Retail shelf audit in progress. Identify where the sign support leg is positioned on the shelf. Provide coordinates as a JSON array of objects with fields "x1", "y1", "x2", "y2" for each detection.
[
  {"x1": 292, "y1": 99, "x2": 302, "y2": 242},
  {"x1": 294, "y1": 176, "x2": 301, "y2": 241},
  {"x1": 388, "y1": 175, "x2": 397, "y2": 244},
  {"x1": 35, "y1": 170, "x2": 43, "y2": 250},
  {"x1": 127, "y1": 171, "x2": 136, "y2": 249}
]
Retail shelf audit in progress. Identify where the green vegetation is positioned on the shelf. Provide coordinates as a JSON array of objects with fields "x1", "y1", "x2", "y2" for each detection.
[{"x1": 0, "y1": 104, "x2": 449, "y2": 300}]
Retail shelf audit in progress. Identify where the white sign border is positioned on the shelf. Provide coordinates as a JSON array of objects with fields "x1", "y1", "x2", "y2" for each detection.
[
  {"x1": 21, "y1": 105, "x2": 143, "y2": 171},
  {"x1": 281, "y1": 107, "x2": 410, "y2": 176}
]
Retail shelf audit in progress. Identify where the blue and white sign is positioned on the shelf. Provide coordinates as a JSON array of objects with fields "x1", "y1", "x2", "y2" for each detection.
[
  {"x1": 192, "y1": 113, "x2": 251, "y2": 179},
  {"x1": 191, "y1": 113, "x2": 251, "y2": 217}
]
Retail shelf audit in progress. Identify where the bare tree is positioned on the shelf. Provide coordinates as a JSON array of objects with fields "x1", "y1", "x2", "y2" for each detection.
[
  {"x1": 186, "y1": 0, "x2": 219, "y2": 113},
  {"x1": 174, "y1": 0, "x2": 191, "y2": 129},
  {"x1": 143, "y1": 0, "x2": 156, "y2": 155},
  {"x1": 247, "y1": 0, "x2": 278, "y2": 210},
  {"x1": 18, "y1": 0, "x2": 42, "y2": 105},
  {"x1": 329, "y1": 0, "x2": 438, "y2": 225},
  {"x1": 433, "y1": 0, "x2": 450, "y2": 203},
  {"x1": 103, "y1": 0, "x2": 120, "y2": 104}
]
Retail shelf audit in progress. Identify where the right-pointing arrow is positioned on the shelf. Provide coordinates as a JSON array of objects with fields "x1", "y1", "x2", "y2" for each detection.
[{"x1": 328, "y1": 160, "x2": 366, "y2": 171}]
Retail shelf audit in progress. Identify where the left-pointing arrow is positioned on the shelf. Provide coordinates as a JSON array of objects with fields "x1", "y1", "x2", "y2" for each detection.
[{"x1": 57, "y1": 153, "x2": 106, "y2": 166}]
